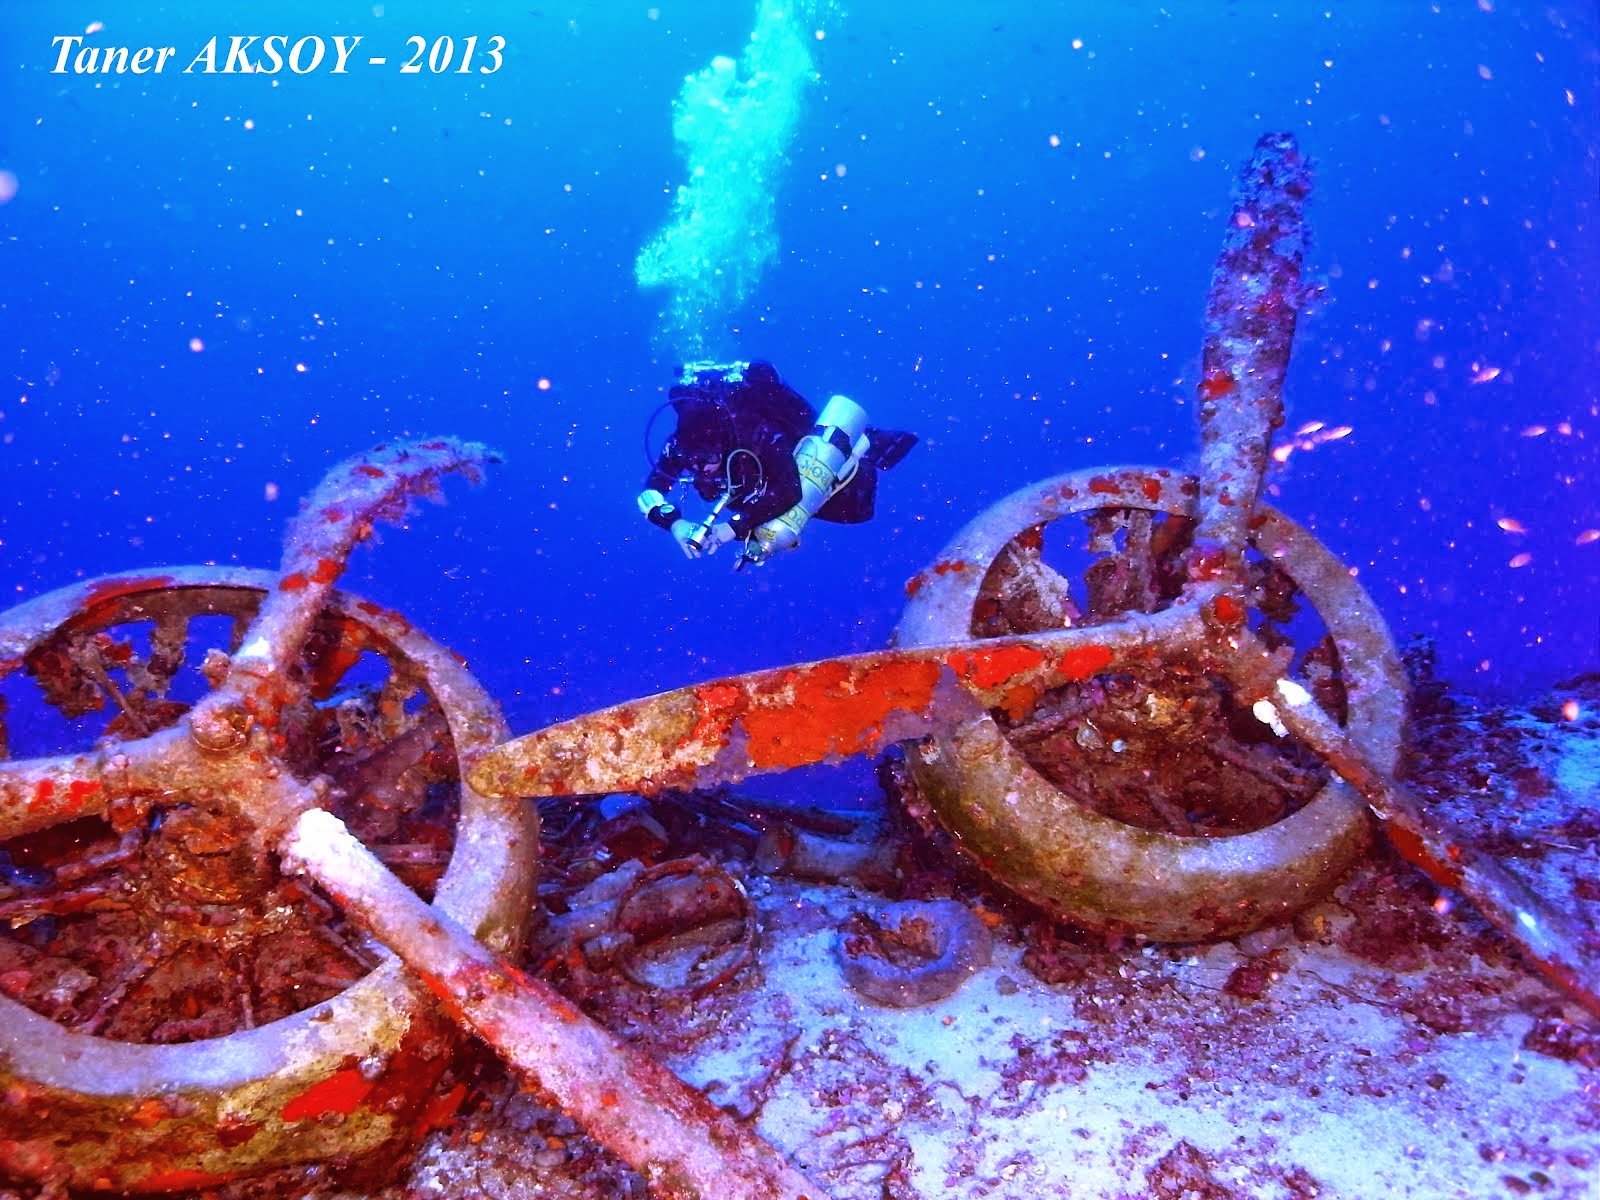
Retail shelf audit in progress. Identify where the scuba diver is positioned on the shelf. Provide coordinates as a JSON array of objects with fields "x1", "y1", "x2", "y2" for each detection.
[{"x1": 637, "y1": 360, "x2": 918, "y2": 569}]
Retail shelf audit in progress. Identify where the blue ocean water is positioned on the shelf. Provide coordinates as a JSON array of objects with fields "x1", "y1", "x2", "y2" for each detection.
[{"x1": 1, "y1": 0, "x2": 1595, "y2": 756}]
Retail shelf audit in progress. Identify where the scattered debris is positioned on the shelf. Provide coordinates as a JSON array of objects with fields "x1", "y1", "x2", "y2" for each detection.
[{"x1": 837, "y1": 898, "x2": 994, "y2": 1007}]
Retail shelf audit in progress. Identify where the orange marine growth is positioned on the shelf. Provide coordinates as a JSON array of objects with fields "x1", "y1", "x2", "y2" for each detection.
[
  {"x1": 1057, "y1": 644, "x2": 1114, "y2": 681},
  {"x1": 689, "y1": 681, "x2": 747, "y2": 749},
  {"x1": 139, "y1": 1169, "x2": 240, "y2": 1192},
  {"x1": 1212, "y1": 593, "x2": 1247, "y2": 626},
  {"x1": 308, "y1": 623, "x2": 369, "y2": 700},
  {"x1": 944, "y1": 643, "x2": 1047, "y2": 691},
  {"x1": 83, "y1": 574, "x2": 178, "y2": 607},
  {"x1": 419, "y1": 1083, "x2": 469, "y2": 1135},
  {"x1": 908, "y1": 558, "x2": 975, "y2": 596},
  {"x1": 65, "y1": 779, "x2": 101, "y2": 812},
  {"x1": 1384, "y1": 820, "x2": 1464, "y2": 891},
  {"x1": 998, "y1": 682, "x2": 1041, "y2": 721},
  {"x1": 1198, "y1": 370, "x2": 1237, "y2": 401},
  {"x1": 280, "y1": 1067, "x2": 375, "y2": 1123},
  {"x1": 741, "y1": 658, "x2": 941, "y2": 771}
]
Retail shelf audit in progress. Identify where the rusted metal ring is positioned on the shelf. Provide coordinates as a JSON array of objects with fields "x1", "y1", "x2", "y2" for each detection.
[
  {"x1": 897, "y1": 467, "x2": 1405, "y2": 941},
  {"x1": 837, "y1": 898, "x2": 994, "y2": 1008},
  {"x1": 609, "y1": 856, "x2": 757, "y2": 995},
  {"x1": 0, "y1": 569, "x2": 538, "y2": 1193}
]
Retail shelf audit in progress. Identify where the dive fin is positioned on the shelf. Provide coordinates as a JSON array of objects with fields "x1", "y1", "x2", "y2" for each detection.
[{"x1": 864, "y1": 428, "x2": 917, "y2": 470}]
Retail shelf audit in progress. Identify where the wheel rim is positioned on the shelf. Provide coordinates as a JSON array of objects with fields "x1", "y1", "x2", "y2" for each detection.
[
  {"x1": 897, "y1": 468, "x2": 1404, "y2": 941},
  {"x1": 0, "y1": 568, "x2": 537, "y2": 1192}
]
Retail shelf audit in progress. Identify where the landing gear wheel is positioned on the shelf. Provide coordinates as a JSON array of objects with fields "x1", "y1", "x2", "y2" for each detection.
[
  {"x1": 897, "y1": 468, "x2": 1405, "y2": 942},
  {"x1": 0, "y1": 568, "x2": 537, "y2": 1193}
]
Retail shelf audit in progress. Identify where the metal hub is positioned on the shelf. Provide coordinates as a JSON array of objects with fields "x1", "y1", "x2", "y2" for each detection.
[
  {"x1": 896, "y1": 467, "x2": 1406, "y2": 941},
  {"x1": 0, "y1": 570, "x2": 536, "y2": 1193}
]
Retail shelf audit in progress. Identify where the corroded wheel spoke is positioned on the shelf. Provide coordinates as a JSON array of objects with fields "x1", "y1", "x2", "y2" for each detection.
[
  {"x1": 0, "y1": 445, "x2": 547, "y2": 1197},
  {"x1": 1083, "y1": 507, "x2": 1170, "y2": 618},
  {"x1": 896, "y1": 466, "x2": 1398, "y2": 941},
  {"x1": 0, "y1": 754, "x2": 120, "y2": 841},
  {"x1": 975, "y1": 502, "x2": 1337, "y2": 838},
  {"x1": 974, "y1": 528, "x2": 1081, "y2": 636},
  {"x1": 0, "y1": 577, "x2": 481, "y2": 1042}
]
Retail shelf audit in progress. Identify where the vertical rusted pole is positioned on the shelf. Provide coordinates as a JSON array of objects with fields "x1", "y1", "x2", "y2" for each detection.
[{"x1": 1188, "y1": 131, "x2": 1312, "y2": 584}]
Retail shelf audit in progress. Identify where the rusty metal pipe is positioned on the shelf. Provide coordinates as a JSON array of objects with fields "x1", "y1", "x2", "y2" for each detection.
[
  {"x1": 1219, "y1": 635, "x2": 1600, "y2": 1018},
  {"x1": 278, "y1": 807, "x2": 827, "y2": 1200},
  {"x1": 1186, "y1": 131, "x2": 1311, "y2": 584}
]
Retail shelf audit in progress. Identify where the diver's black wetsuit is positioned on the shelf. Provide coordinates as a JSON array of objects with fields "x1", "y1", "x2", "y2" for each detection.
[{"x1": 644, "y1": 361, "x2": 882, "y2": 543}]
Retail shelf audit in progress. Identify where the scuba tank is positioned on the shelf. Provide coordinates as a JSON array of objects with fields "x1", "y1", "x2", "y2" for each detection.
[{"x1": 739, "y1": 394, "x2": 870, "y2": 568}]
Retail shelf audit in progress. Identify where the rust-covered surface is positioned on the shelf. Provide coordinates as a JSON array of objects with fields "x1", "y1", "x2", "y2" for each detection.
[
  {"x1": 0, "y1": 440, "x2": 821, "y2": 1200},
  {"x1": 1185, "y1": 130, "x2": 1311, "y2": 584},
  {"x1": 385, "y1": 716, "x2": 1600, "y2": 1199},
  {"x1": 0, "y1": 443, "x2": 539, "y2": 1193},
  {"x1": 472, "y1": 137, "x2": 1597, "y2": 1022},
  {"x1": 468, "y1": 611, "x2": 1196, "y2": 804},
  {"x1": 894, "y1": 468, "x2": 1395, "y2": 941},
  {"x1": 0, "y1": 134, "x2": 1593, "y2": 1200},
  {"x1": 280, "y1": 807, "x2": 824, "y2": 1200}
]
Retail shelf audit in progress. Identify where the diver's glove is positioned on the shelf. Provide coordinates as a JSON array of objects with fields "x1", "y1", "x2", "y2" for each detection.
[{"x1": 671, "y1": 518, "x2": 734, "y2": 559}]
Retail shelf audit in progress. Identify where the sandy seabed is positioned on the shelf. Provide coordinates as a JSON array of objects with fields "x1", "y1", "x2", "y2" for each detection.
[{"x1": 391, "y1": 684, "x2": 1600, "y2": 1200}]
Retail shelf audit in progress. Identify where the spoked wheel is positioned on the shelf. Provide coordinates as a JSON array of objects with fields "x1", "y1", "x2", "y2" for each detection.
[
  {"x1": 897, "y1": 467, "x2": 1406, "y2": 942},
  {"x1": 0, "y1": 568, "x2": 537, "y2": 1193}
]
